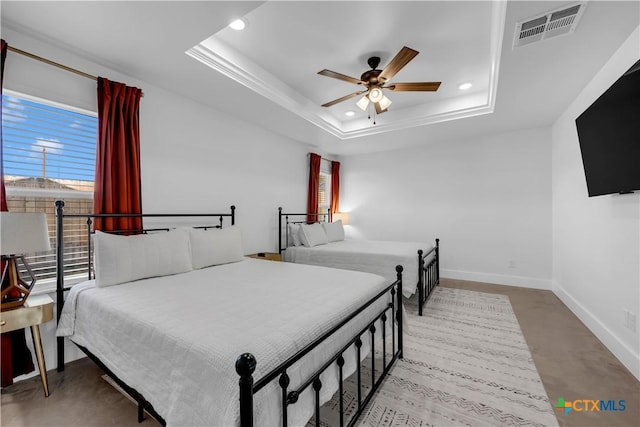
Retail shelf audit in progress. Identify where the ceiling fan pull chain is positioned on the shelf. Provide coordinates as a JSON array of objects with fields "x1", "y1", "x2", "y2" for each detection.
[{"x1": 366, "y1": 102, "x2": 376, "y2": 125}]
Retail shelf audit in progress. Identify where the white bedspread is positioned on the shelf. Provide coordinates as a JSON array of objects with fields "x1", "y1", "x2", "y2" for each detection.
[
  {"x1": 57, "y1": 258, "x2": 393, "y2": 427},
  {"x1": 283, "y1": 240, "x2": 434, "y2": 298}
]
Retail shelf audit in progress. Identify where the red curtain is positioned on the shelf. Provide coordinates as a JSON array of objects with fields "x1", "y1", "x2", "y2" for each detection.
[
  {"x1": 306, "y1": 153, "x2": 321, "y2": 223},
  {"x1": 1, "y1": 39, "x2": 7, "y2": 212},
  {"x1": 330, "y1": 160, "x2": 340, "y2": 215},
  {"x1": 0, "y1": 38, "x2": 35, "y2": 388},
  {"x1": 93, "y1": 77, "x2": 143, "y2": 232}
]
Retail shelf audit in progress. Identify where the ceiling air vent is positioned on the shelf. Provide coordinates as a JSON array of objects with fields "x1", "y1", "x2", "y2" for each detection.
[{"x1": 513, "y1": 2, "x2": 586, "y2": 49}]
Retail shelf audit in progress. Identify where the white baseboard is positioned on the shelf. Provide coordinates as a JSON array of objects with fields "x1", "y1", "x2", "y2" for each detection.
[
  {"x1": 441, "y1": 269, "x2": 552, "y2": 290},
  {"x1": 553, "y1": 281, "x2": 640, "y2": 381}
]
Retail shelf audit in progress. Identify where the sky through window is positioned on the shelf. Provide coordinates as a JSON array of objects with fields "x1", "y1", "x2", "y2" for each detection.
[{"x1": 2, "y1": 94, "x2": 97, "y2": 183}]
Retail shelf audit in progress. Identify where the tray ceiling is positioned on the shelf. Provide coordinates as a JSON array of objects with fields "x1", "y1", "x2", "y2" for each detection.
[{"x1": 187, "y1": 1, "x2": 506, "y2": 139}]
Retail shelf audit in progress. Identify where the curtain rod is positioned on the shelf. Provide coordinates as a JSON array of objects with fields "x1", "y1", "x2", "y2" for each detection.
[
  {"x1": 8, "y1": 45, "x2": 97, "y2": 81},
  {"x1": 7, "y1": 44, "x2": 144, "y2": 97},
  {"x1": 308, "y1": 153, "x2": 336, "y2": 163}
]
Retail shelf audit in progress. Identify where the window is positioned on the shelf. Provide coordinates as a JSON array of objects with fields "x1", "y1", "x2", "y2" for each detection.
[
  {"x1": 2, "y1": 91, "x2": 97, "y2": 289},
  {"x1": 318, "y1": 159, "x2": 332, "y2": 218}
]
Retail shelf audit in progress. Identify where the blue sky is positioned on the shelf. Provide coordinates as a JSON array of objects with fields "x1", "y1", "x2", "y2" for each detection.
[{"x1": 2, "y1": 94, "x2": 97, "y2": 182}]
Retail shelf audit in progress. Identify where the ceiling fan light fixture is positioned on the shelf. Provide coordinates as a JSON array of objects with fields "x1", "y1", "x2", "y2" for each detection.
[
  {"x1": 458, "y1": 82, "x2": 472, "y2": 90},
  {"x1": 317, "y1": 46, "x2": 441, "y2": 117},
  {"x1": 368, "y1": 87, "x2": 383, "y2": 103},
  {"x1": 356, "y1": 96, "x2": 370, "y2": 111},
  {"x1": 378, "y1": 95, "x2": 392, "y2": 110},
  {"x1": 345, "y1": 110, "x2": 355, "y2": 117}
]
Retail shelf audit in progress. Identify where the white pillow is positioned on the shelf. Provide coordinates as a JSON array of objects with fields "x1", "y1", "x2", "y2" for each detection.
[
  {"x1": 322, "y1": 220, "x2": 345, "y2": 242},
  {"x1": 289, "y1": 223, "x2": 301, "y2": 246},
  {"x1": 189, "y1": 225, "x2": 244, "y2": 269},
  {"x1": 94, "y1": 229, "x2": 192, "y2": 287},
  {"x1": 299, "y1": 223, "x2": 329, "y2": 247}
]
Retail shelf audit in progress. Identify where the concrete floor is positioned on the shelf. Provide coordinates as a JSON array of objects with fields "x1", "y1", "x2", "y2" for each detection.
[{"x1": 1, "y1": 279, "x2": 638, "y2": 426}]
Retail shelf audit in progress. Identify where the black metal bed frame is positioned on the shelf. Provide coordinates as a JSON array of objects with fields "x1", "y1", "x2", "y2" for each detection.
[
  {"x1": 54, "y1": 201, "x2": 404, "y2": 426},
  {"x1": 54, "y1": 200, "x2": 235, "y2": 424},
  {"x1": 417, "y1": 241, "x2": 439, "y2": 316},
  {"x1": 237, "y1": 265, "x2": 403, "y2": 427},
  {"x1": 278, "y1": 207, "x2": 439, "y2": 316}
]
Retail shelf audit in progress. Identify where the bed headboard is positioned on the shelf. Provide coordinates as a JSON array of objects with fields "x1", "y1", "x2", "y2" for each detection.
[
  {"x1": 54, "y1": 200, "x2": 236, "y2": 288},
  {"x1": 278, "y1": 207, "x2": 331, "y2": 254}
]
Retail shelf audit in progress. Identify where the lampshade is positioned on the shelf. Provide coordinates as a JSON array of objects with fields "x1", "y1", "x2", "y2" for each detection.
[
  {"x1": 356, "y1": 96, "x2": 370, "y2": 111},
  {"x1": 0, "y1": 212, "x2": 51, "y2": 255},
  {"x1": 368, "y1": 87, "x2": 383, "y2": 103},
  {"x1": 333, "y1": 212, "x2": 350, "y2": 225},
  {"x1": 378, "y1": 95, "x2": 392, "y2": 110}
]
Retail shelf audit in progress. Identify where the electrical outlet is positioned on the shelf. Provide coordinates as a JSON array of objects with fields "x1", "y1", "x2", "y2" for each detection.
[
  {"x1": 508, "y1": 259, "x2": 516, "y2": 269},
  {"x1": 624, "y1": 310, "x2": 637, "y2": 332}
]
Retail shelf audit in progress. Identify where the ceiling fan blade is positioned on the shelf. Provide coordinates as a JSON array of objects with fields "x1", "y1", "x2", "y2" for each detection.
[
  {"x1": 318, "y1": 69, "x2": 366, "y2": 85},
  {"x1": 374, "y1": 102, "x2": 388, "y2": 115},
  {"x1": 378, "y1": 46, "x2": 419, "y2": 83},
  {"x1": 387, "y1": 82, "x2": 441, "y2": 91},
  {"x1": 321, "y1": 90, "x2": 367, "y2": 107}
]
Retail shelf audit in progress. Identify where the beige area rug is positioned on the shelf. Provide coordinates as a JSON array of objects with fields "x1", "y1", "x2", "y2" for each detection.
[{"x1": 315, "y1": 287, "x2": 559, "y2": 427}]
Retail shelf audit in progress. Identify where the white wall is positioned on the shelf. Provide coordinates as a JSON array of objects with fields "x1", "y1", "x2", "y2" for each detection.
[
  {"x1": 138, "y1": 83, "x2": 311, "y2": 254},
  {"x1": 551, "y1": 27, "x2": 640, "y2": 379},
  {"x1": 3, "y1": 27, "x2": 313, "y2": 376},
  {"x1": 340, "y1": 126, "x2": 552, "y2": 289}
]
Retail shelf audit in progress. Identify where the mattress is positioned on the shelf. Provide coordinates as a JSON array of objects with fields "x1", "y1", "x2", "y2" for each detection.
[
  {"x1": 57, "y1": 258, "x2": 392, "y2": 426},
  {"x1": 283, "y1": 239, "x2": 434, "y2": 298}
]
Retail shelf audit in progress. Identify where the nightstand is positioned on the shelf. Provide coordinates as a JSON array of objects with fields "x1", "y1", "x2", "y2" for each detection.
[
  {"x1": 1, "y1": 294, "x2": 54, "y2": 397},
  {"x1": 246, "y1": 252, "x2": 282, "y2": 262}
]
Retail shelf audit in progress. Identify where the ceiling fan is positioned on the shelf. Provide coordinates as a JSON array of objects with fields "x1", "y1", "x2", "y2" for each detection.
[{"x1": 318, "y1": 46, "x2": 441, "y2": 118}]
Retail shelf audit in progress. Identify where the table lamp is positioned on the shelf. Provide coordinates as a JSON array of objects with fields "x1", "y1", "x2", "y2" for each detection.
[
  {"x1": 332, "y1": 212, "x2": 350, "y2": 225},
  {"x1": 1, "y1": 212, "x2": 51, "y2": 311}
]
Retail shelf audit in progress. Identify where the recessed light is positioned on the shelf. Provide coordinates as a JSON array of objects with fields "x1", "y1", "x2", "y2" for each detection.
[
  {"x1": 458, "y1": 82, "x2": 472, "y2": 90},
  {"x1": 345, "y1": 111, "x2": 355, "y2": 117},
  {"x1": 229, "y1": 18, "x2": 246, "y2": 31}
]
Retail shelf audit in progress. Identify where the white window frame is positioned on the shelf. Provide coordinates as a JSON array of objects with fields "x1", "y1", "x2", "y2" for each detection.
[{"x1": 318, "y1": 159, "x2": 332, "y2": 217}]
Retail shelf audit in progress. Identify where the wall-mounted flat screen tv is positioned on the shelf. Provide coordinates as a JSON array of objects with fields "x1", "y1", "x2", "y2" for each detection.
[{"x1": 575, "y1": 58, "x2": 640, "y2": 197}]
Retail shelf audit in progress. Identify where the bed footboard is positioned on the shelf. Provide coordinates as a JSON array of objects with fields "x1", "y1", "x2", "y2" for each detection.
[
  {"x1": 417, "y1": 238, "x2": 439, "y2": 316},
  {"x1": 237, "y1": 265, "x2": 404, "y2": 427}
]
